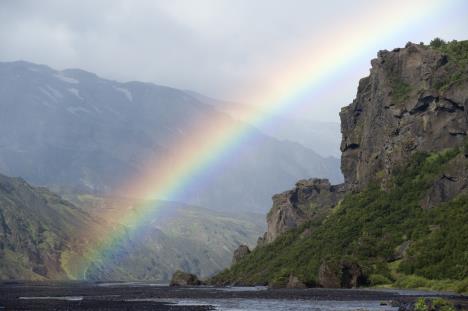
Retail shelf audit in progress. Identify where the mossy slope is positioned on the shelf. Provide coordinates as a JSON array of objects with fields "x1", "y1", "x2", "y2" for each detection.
[{"x1": 211, "y1": 148, "x2": 468, "y2": 292}]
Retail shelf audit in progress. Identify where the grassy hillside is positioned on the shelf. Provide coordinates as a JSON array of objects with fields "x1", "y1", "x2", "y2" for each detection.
[
  {"x1": 0, "y1": 175, "x2": 264, "y2": 281},
  {"x1": 62, "y1": 195, "x2": 265, "y2": 280},
  {"x1": 0, "y1": 174, "x2": 98, "y2": 280},
  {"x1": 430, "y1": 38, "x2": 468, "y2": 91},
  {"x1": 211, "y1": 146, "x2": 468, "y2": 293}
]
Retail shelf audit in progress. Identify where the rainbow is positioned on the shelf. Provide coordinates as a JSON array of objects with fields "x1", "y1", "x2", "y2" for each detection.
[{"x1": 73, "y1": 1, "x2": 451, "y2": 278}]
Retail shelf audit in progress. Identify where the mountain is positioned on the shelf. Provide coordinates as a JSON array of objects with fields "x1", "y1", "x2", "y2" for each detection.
[
  {"x1": 0, "y1": 173, "x2": 95, "y2": 280},
  {"x1": 186, "y1": 91, "x2": 341, "y2": 157},
  {"x1": 211, "y1": 40, "x2": 468, "y2": 293},
  {"x1": 64, "y1": 194, "x2": 265, "y2": 280},
  {"x1": 0, "y1": 60, "x2": 342, "y2": 213},
  {"x1": 0, "y1": 173, "x2": 264, "y2": 280}
]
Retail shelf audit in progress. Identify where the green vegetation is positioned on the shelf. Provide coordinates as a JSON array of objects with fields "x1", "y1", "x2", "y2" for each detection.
[
  {"x1": 389, "y1": 39, "x2": 468, "y2": 102},
  {"x1": 368, "y1": 274, "x2": 392, "y2": 286},
  {"x1": 430, "y1": 38, "x2": 468, "y2": 66},
  {"x1": 429, "y1": 39, "x2": 468, "y2": 91},
  {"x1": 415, "y1": 298, "x2": 429, "y2": 311},
  {"x1": 0, "y1": 175, "x2": 96, "y2": 280},
  {"x1": 211, "y1": 148, "x2": 468, "y2": 293},
  {"x1": 429, "y1": 38, "x2": 446, "y2": 49},
  {"x1": 394, "y1": 275, "x2": 468, "y2": 293},
  {"x1": 391, "y1": 79, "x2": 412, "y2": 103},
  {"x1": 414, "y1": 297, "x2": 456, "y2": 311}
]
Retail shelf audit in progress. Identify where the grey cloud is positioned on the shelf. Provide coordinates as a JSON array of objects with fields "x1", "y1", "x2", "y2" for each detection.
[{"x1": 1, "y1": 0, "x2": 467, "y2": 122}]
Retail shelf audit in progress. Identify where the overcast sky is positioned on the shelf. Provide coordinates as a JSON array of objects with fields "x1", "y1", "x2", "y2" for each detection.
[{"x1": 1, "y1": 0, "x2": 467, "y2": 122}]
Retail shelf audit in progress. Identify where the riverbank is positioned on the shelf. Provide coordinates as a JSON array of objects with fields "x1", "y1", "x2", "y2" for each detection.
[{"x1": 1, "y1": 281, "x2": 467, "y2": 310}]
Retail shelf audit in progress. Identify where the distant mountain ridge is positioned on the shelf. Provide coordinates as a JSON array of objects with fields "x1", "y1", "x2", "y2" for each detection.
[{"x1": 0, "y1": 60, "x2": 342, "y2": 213}]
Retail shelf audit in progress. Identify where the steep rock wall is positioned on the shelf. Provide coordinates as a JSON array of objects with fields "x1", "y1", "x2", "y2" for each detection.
[
  {"x1": 261, "y1": 42, "x2": 467, "y2": 245},
  {"x1": 340, "y1": 43, "x2": 467, "y2": 191},
  {"x1": 262, "y1": 179, "x2": 345, "y2": 243}
]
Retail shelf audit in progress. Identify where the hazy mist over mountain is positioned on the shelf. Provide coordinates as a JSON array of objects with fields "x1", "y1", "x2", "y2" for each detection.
[
  {"x1": 0, "y1": 60, "x2": 342, "y2": 213},
  {"x1": 187, "y1": 91, "x2": 342, "y2": 157}
]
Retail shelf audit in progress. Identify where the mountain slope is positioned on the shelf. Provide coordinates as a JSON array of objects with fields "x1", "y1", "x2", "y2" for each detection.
[
  {"x1": 0, "y1": 173, "x2": 95, "y2": 280},
  {"x1": 0, "y1": 61, "x2": 342, "y2": 213},
  {"x1": 211, "y1": 40, "x2": 468, "y2": 292},
  {"x1": 64, "y1": 195, "x2": 265, "y2": 280},
  {"x1": 212, "y1": 148, "x2": 468, "y2": 289},
  {"x1": 0, "y1": 174, "x2": 264, "y2": 280}
]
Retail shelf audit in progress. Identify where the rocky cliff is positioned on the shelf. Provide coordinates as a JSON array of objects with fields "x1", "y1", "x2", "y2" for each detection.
[
  {"x1": 259, "y1": 41, "x2": 467, "y2": 245},
  {"x1": 214, "y1": 40, "x2": 468, "y2": 290},
  {"x1": 341, "y1": 42, "x2": 467, "y2": 191},
  {"x1": 262, "y1": 179, "x2": 344, "y2": 243}
]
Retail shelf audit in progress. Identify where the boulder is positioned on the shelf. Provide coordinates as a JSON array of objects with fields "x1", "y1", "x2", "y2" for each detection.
[
  {"x1": 264, "y1": 179, "x2": 345, "y2": 243},
  {"x1": 340, "y1": 261, "x2": 363, "y2": 288},
  {"x1": 318, "y1": 261, "x2": 363, "y2": 288},
  {"x1": 318, "y1": 262, "x2": 341, "y2": 288},
  {"x1": 232, "y1": 245, "x2": 251, "y2": 264},
  {"x1": 389, "y1": 240, "x2": 411, "y2": 261},
  {"x1": 256, "y1": 233, "x2": 267, "y2": 247},
  {"x1": 286, "y1": 274, "x2": 307, "y2": 288},
  {"x1": 169, "y1": 270, "x2": 201, "y2": 286}
]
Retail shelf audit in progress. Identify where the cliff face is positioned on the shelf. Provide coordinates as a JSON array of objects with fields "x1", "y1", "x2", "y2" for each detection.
[
  {"x1": 340, "y1": 43, "x2": 467, "y2": 191},
  {"x1": 258, "y1": 42, "x2": 468, "y2": 245},
  {"x1": 262, "y1": 179, "x2": 344, "y2": 243},
  {"x1": 213, "y1": 41, "x2": 468, "y2": 288}
]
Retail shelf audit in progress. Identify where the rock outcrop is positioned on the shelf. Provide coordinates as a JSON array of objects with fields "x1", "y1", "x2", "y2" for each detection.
[
  {"x1": 286, "y1": 274, "x2": 307, "y2": 288},
  {"x1": 318, "y1": 261, "x2": 363, "y2": 288},
  {"x1": 169, "y1": 270, "x2": 202, "y2": 286},
  {"x1": 258, "y1": 42, "x2": 468, "y2": 246},
  {"x1": 420, "y1": 153, "x2": 468, "y2": 209},
  {"x1": 264, "y1": 178, "x2": 345, "y2": 243},
  {"x1": 340, "y1": 43, "x2": 467, "y2": 191},
  {"x1": 232, "y1": 245, "x2": 251, "y2": 264},
  {"x1": 219, "y1": 41, "x2": 468, "y2": 289}
]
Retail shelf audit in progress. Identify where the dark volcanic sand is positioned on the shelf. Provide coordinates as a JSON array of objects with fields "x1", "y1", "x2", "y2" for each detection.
[{"x1": 0, "y1": 281, "x2": 467, "y2": 310}]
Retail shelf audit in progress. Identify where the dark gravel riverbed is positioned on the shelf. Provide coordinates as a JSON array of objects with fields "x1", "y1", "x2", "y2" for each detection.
[{"x1": 0, "y1": 281, "x2": 466, "y2": 310}]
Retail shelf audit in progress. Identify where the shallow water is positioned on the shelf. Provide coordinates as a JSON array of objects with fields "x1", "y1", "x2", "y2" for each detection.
[
  {"x1": 128, "y1": 298, "x2": 398, "y2": 310},
  {"x1": 3, "y1": 282, "x2": 465, "y2": 311},
  {"x1": 214, "y1": 286, "x2": 269, "y2": 292},
  {"x1": 19, "y1": 296, "x2": 84, "y2": 301},
  {"x1": 97, "y1": 281, "x2": 167, "y2": 287}
]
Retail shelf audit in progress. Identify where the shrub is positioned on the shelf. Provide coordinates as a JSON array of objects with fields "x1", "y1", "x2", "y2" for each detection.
[
  {"x1": 368, "y1": 274, "x2": 391, "y2": 286},
  {"x1": 211, "y1": 148, "x2": 467, "y2": 289},
  {"x1": 429, "y1": 39, "x2": 468, "y2": 91},
  {"x1": 395, "y1": 275, "x2": 431, "y2": 289},
  {"x1": 391, "y1": 79, "x2": 412, "y2": 103},
  {"x1": 430, "y1": 37, "x2": 446, "y2": 49},
  {"x1": 415, "y1": 298, "x2": 429, "y2": 311},
  {"x1": 431, "y1": 298, "x2": 455, "y2": 311},
  {"x1": 456, "y1": 278, "x2": 468, "y2": 294}
]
